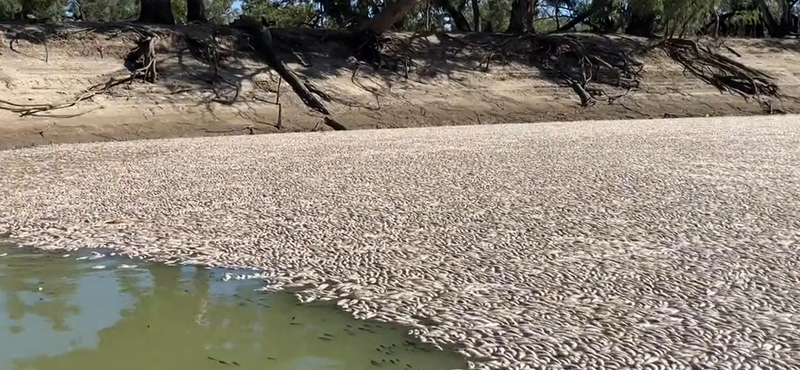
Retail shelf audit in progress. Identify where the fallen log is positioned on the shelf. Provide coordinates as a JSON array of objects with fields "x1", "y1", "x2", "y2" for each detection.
[{"x1": 232, "y1": 16, "x2": 331, "y2": 116}]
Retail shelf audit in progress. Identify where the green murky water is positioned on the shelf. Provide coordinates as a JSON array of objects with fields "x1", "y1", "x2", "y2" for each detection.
[{"x1": 0, "y1": 243, "x2": 466, "y2": 370}]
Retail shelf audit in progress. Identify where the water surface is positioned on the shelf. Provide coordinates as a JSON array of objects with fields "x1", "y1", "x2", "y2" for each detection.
[{"x1": 0, "y1": 243, "x2": 466, "y2": 370}]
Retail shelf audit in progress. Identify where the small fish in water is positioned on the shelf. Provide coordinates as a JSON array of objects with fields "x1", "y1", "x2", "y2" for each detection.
[
  {"x1": 92, "y1": 265, "x2": 106, "y2": 269},
  {"x1": 76, "y1": 256, "x2": 89, "y2": 261},
  {"x1": 118, "y1": 264, "x2": 138, "y2": 269},
  {"x1": 62, "y1": 254, "x2": 70, "y2": 258},
  {"x1": 89, "y1": 251, "x2": 105, "y2": 260},
  {"x1": 0, "y1": 253, "x2": 7, "y2": 257},
  {"x1": 207, "y1": 356, "x2": 228, "y2": 365}
]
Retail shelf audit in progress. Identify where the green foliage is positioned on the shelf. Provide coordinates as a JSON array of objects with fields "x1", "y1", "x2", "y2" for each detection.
[
  {"x1": 482, "y1": 0, "x2": 512, "y2": 31},
  {"x1": 207, "y1": 0, "x2": 235, "y2": 23},
  {"x1": 172, "y1": 0, "x2": 188, "y2": 23},
  {"x1": 241, "y1": 0, "x2": 318, "y2": 27},
  {"x1": 73, "y1": 0, "x2": 140, "y2": 21},
  {"x1": 729, "y1": 9, "x2": 761, "y2": 27},
  {"x1": 169, "y1": 0, "x2": 235, "y2": 24},
  {"x1": 0, "y1": 0, "x2": 794, "y2": 39},
  {"x1": 0, "y1": 0, "x2": 22, "y2": 20},
  {"x1": 662, "y1": 0, "x2": 720, "y2": 33},
  {"x1": 4, "y1": 0, "x2": 65, "y2": 20}
]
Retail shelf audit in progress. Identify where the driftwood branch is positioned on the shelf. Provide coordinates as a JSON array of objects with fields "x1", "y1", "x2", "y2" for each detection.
[{"x1": 233, "y1": 15, "x2": 347, "y2": 130}]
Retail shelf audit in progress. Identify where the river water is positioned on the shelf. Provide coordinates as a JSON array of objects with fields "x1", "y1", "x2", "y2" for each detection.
[{"x1": 0, "y1": 242, "x2": 466, "y2": 370}]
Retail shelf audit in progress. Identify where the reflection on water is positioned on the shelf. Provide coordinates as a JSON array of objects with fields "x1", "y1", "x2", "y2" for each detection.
[{"x1": 0, "y1": 243, "x2": 466, "y2": 370}]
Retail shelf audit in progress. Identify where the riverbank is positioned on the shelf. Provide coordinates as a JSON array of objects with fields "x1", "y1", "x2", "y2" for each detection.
[
  {"x1": 2, "y1": 116, "x2": 799, "y2": 369},
  {"x1": 2, "y1": 22, "x2": 800, "y2": 150}
]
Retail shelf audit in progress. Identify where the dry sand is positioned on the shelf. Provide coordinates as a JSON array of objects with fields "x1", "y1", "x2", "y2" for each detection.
[
  {"x1": 2, "y1": 23, "x2": 800, "y2": 150},
  {"x1": 1, "y1": 116, "x2": 800, "y2": 369}
]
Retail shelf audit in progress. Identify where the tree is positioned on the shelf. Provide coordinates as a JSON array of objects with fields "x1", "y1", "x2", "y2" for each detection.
[
  {"x1": 507, "y1": 0, "x2": 535, "y2": 33},
  {"x1": 471, "y1": 0, "x2": 481, "y2": 31},
  {"x1": 552, "y1": 0, "x2": 612, "y2": 32},
  {"x1": 207, "y1": 0, "x2": 235, "y2": 23},
  {"x1": 0, "y1": 0, "x2": 22, "y2": 20},
  {"x1": 187, "y1": 0, "x2": 207, "y2": 22},
  {"x1": 12, "y1": 0, "x2": 64, "y2": 20},
  {"x1": 139, "y1": 0, "x2": 176, "y2": 24},
  {"x1": 625, "y1": 0, "x2": 659, "y2": 36},
  {"x1": 436, "y1": 0, "x2": 472, "y2": 31},
  {"x1": 242, "y1": 0, "x2": 318, "y2": 27},
  {"x1": 754, "y1": 0, "x2": 799, "y2": 37},
  {"x1": 481, "y1": 0, "x2": 512, "y2": 31},
  {"x1": 360, "y1": 0, "x2": 423, "y2": 33}
]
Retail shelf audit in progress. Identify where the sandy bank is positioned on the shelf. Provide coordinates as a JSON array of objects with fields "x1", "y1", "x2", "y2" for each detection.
[{"x1": 2, "y1": 22, "x2": 800, "y2": 150}]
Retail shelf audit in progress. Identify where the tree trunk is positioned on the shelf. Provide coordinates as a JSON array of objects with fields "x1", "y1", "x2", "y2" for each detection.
[
  {"x1": 187, "y1": 0, "x2": 207, "y2": 23},
  {"x1": 471, "y1": 0, "x2": 481, "y2": 32},
  {"x1": 436, "y1": 0, "x2": 471, "y2": 31},
  {"x1": 360, "y1": 0, "x2": 422, "y2": 34},
  {"x1": 139, "y1": 0, "x2": 175, "y2": 24},
  {"x1": 551, "y1": 0, "x2": 610, "y2": 33},
  {"x1": 524, "y1": 0, "x2": 536, "y2": 32},
  {"x1": 625, "y1": 0, "x2": 657, "y2": 37},
  {"x1": 779, "y1": 0, "x2": 799, "y2": 35},
  {"x1": 754, "y1": 0, "x2": 793, "y2": 37},
  {"x1": 506, "y1": 0, "x2": 529, "y2": 33}
]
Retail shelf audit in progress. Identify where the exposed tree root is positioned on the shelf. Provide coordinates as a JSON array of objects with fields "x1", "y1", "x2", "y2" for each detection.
[
  {"x1": 348, "y1": 29, "x2": 415, "y2": 77},
  {"x1": 443, "y1": 34, "x2": 643, "y2": 107},
  {"x1": 657, "y1": 38, "x2": 779, "y2": 105},
  {"x1": 186, "y1": 33, "x2": 242, "y2": 105},
  {"x1": 0, "y1": 76, "x2": 132, "y2": 117},
  {"x1": 126, "y1": 36, "x2": 159, "y2": 83},
  {"x1": 1, "y1": 31, "x2": 163, "y2": 118},
  {"x1": 9, "y1": 30, "x2": 49, "y2": 63}
]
